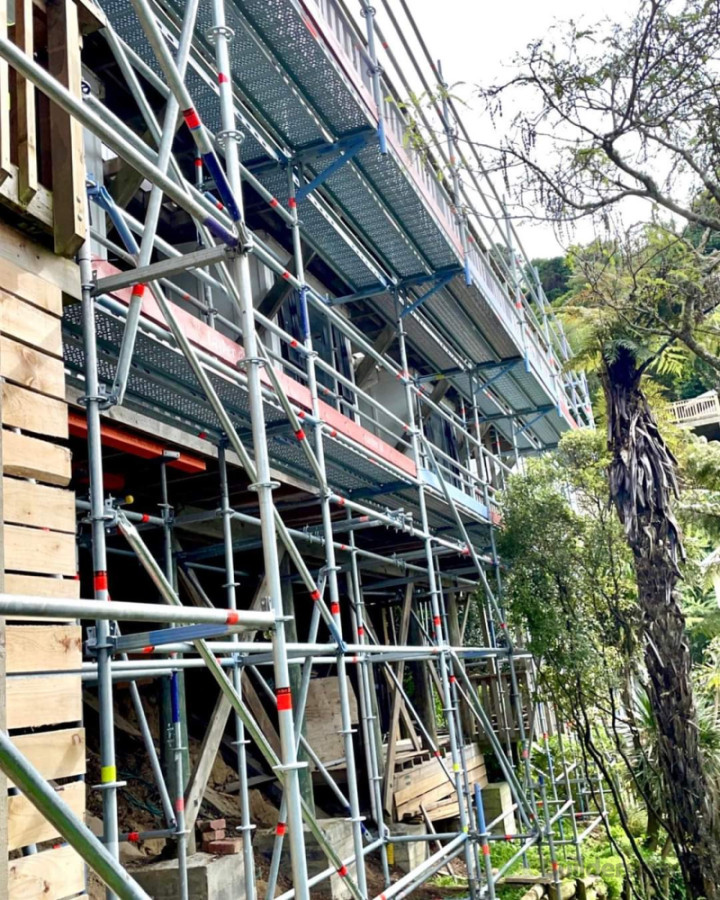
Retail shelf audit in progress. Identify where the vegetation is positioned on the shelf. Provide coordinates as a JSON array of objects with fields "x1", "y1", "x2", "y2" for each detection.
[{"x1": 472, "y1": 0, "x2": 720, "y2": 895}]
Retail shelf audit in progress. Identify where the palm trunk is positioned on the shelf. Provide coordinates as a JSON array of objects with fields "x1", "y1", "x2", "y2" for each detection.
[{"x1": 603, "y1": 347, "x2": 720, "y2": 899}]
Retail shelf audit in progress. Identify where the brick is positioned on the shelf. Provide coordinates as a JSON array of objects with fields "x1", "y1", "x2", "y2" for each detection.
[
  {"x1": 206, "y1": 839, "x2": 241, "y2": 855},
  {"x1": 199, "y1": 819, "x2": 226, "y2": 832},
  {"x1": 201, "y1": 829, "x2": 226, "y2": 843}
]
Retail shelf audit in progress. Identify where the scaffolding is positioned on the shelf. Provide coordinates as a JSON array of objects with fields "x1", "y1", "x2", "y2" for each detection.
[{"x1": 0, "y1": 0, "x2": 604, "y2": 897}]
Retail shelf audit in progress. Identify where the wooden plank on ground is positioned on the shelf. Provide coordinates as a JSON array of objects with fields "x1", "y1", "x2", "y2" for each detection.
[
  {"x1": 2, "y1": 429, "x2": 72, "y2": 486},
  {"x1": 0, "y1": 293, "x2": 63, "y2": 357},
  {"x1": 9, "y1": 844, "x2": 85, "y2": 899},
  {"x1": 7, "y1": 625, "x2": 82, "y2": 673},
  {"x1": 8, "y1": 728, "x2": 85, "y2": 788},
  {"x1": 3, "y1": 478, "x2": 74, "y2": 532},
  {"x1": 1, "y1": 336, "x2": 65, "y2": 399},
  {"x1": 2, "y1": 384, "x2": 68, "y2": 439},
  {"x1": 4, "y1": 523, "x2": 76, "y2": 575},
  {"x1": 395, "y1": 762, "x2": 487, "y2": 819},
  {"x1": 8, "y1": 781, "x2": 84, "y2": 851},
  {"x1": 7, "y1": 674, "x2": 82, "y2": 729}
]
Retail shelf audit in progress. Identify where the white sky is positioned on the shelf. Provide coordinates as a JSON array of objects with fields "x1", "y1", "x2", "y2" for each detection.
[{"x1": 383, "y1": 0, "x2": 640, "y2": 260}]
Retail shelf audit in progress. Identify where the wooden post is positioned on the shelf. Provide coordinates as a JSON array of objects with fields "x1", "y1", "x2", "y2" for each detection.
[
  {"x1": 280, "y1": 554, "x2": 314, "y2": 815},
  {"x1": 408, "y1": 611, "x2": 438, "y2": 749},
  {"x1": 15, "y1": 0, "x2": 37, "y2": 204},
  {"x1": 47, "y1": 0, "x2": 86, "y2": 257},
  {"x1": 448, "y1": 593, "x2": 475, "y2": 740},
  {"x1": 382, "y1": 585, "x2": 413, "y2": 813},
  {"x1": 0, "y1": 1, "x2": 12, "y2": 187}
]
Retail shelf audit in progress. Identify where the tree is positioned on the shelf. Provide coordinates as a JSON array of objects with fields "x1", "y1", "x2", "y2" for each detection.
[
  {"x1": 531, "y1": 256, "x2": 571, "y2": 303},
  {"x1": 481, "y1": 2, "x2": 720, "y2": 894}
]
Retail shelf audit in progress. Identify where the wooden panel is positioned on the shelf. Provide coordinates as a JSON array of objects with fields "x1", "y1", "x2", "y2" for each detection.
[
  {"x1": 9, "y1": 844, "x2": 85, "y2": 899},
  {"x1": 2, "y1": 384, "x2": 68, "y2": 438},
  {"x1": 5, "y1": 573, "x2": 79, "y2": 599},
  {"x1": 0, "y1": 293, "x2": 63, "y2": 357},
  {"x1": 3, "y1": 429, "x2": 72, "y2": 486},
  {"x1": 4, "y1": 524, "x2": 76, "y2": 576},
  {"x1": 8, "y1": 728, "x2": 85, "y2": 788},
  {"x1": 3, "y1": 478, "x2": 75, "y2": 532},
  {"x1": 1, "y1": 336, "x2": 65, "y2": 399},
  {"x1": 7, "y1": 674, "x2": 82, "y2": 729},
  {"x1": 304, "y1": 677, "x2": 358, "y2": 764},
  {"x1": 0, "y1": 222, "x2": 80, "y2": 301},
  {"x1": 8, "y1": 781, "x2": 84, "y2": 850},
  {"x1": 7, "y1": 625, "x2": 82, "y2": 673},
  {"x1": 0, "y1": 258, "x2": 62, "y2": 317}
]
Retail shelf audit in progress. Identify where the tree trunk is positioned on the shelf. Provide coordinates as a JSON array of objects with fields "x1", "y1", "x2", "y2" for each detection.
[{"x1": 603, "y1": 347, "x2": 720, "y2": 899}]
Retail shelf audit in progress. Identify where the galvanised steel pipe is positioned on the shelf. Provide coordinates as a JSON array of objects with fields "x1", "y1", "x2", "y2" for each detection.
[
  {"x1": 369, "y1": 834, "x2": 468, "y2": 900},
  {"x1": 78, "y1": 235, "x2": 120, "y2": 899},
  {"x1": 0, "y1": 595, "x2": 275, "y2": 628},
  {"x1": 0, "y1": 733, "x2": 150, "y2": 900},
  {"x1": 288, "y1": 165, "x2": 368, "y2": 897}
]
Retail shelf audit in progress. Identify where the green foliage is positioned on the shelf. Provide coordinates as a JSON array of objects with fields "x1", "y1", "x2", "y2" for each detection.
[
  {"x1": 531, "y1": 255, "x2": 571, "y2": 303},
  {"x1": 498, "y1": 428, "x2": 637, "y2": 704}
]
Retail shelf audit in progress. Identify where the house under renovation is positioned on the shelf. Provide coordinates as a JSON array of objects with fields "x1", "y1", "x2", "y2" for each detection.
[{"x1": 0, "y1": 0, "x2": 602, "y2": 897}]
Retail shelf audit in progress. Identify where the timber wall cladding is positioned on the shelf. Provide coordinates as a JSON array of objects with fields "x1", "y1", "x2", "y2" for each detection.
[{"x1": 0, "y1": 261, "x2": 87, "y2": 899}]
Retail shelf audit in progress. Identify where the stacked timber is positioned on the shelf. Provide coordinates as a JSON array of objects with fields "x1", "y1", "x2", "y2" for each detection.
[
  {"x1": 392, "y1": 742, "x2": 486, "y2": 821},
  {"x1": 0, "y1": 255, "x2": 86, "y2": 898}
]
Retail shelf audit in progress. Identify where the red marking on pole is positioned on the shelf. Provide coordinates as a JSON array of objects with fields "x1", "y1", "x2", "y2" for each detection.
[
  {"x1": 218, "y1": 72, "x2": 229, "y2": 84},
  {"x1": 282, "y1": 271, "x2": 291, "y2": 280},
  {"x1": 195, "y1": 158, "x2": 203, "y2": 168},
  {"x1": 449, "y1": 675, "x2": 456, "y2": 683},
  {"x1": 522, "y1": 749, "x2": 529, "y2": 759},
  {"x1": 175, "y1": 797, "x2": 185, "y2": 812},
  {"x1": 198, "y1": 431, "x2": 208, "y2": 440},
  {"x1": 269, "y1": 197, "x2": 279, "y2": 208},
  {"x1": 462, "y1": 546, "x2": 470, "y2": 556},
  {"x1": 183, "y1": 107, "x2": 201, "y2": 130},
  {"x1": 360, "y1": 515, "x2": 369, "y2": 522},
  {"x1": 543, "y1": 732, "x2": 548, "y2": 741},
  {"x1": 337, "y1": 866, "x2": 348, "y2": 878},
  {"x1": 302, "y1": 15, "x2": 318, "y2": 38},
  {"x1": 94, "y1": 572, "x2": 108, "y2": 592},
  {"x1": 276, "y1": 686, "x2": 292, "y2": 711},
  {"x1": 433, "y1": 615, "x2": 441, "y2": 626},
  {"x1": 276, "y1": 822, "x2": 287, "y2": 836},
  {"x1": 339, "y1": 544, "x2": 346, "y2": 551},
  {"x1": 331, "y1": 602, "x2": 340, "y2": 615},
  {"x1": 131, "y1": 283, "x2": 145, "y2": 298},
  {"x1": 73, "y1": 573, "x2": 80, "y2": 580},
  {"x1": 128, "y1": 832, "x2": 140, "y2": 843},
  {"x1": 336, "y1": 496, "x2": 345, "y2": 506},
  {"x1": 310, "y1": 589, "x2": 320, "y2": 601},
  {"x1": 142, "y1": 646, "x2": 155, "y2": 655},
  {"x1": 357, "y1": 626, "x2": 365, "y2": 637},
  {"x1": 434, "y1": 750, "x2": 441, "y2": 758},
  {"x1": 216, "y1": 200, "x2": 224, "y2": 211},
  {"x1": 294, "y1": 429, "x2": 306, "y2": 442},
  {"x1": 505, "y1": 833, "x2": 512, "y2": 841},
  {"x1": 290, "y1": 339, "x2": 298, "y2": 348},
  {"x1": 551, "y1": 861, "x2": 559, "y2": 872},
  {"x1": 289, "y1": 197, "x2": 297, "y2": 209},
  {"x1": 226, "y1": 611, "x2": 239, "y2": 625},
  {"x1": 141, "y1": 514, "x2": 150, "y2": 523},
  {"x1": 298, "y1": 411, "x2": 305, "y2": 419},
  {"x1": 482, "y1": 844, "x2": 490, "y2": 856},
  {"x1": 500, "y1": 622, "x2": 507, "y2": 629},
  {"x1": 330, "y1": 429, "x2": 337, "y2": 437}
]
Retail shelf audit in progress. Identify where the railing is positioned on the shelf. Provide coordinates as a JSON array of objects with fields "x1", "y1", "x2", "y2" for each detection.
[
  {"x1": 307, "y1": 0, "x2": 580, "y2": 414},
  {"x1": 672, "y1": 391, "x2": 720, "y2": 427}
]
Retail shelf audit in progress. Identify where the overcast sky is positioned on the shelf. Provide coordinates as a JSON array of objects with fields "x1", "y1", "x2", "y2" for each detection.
[{"x1": 379, "y1": 0, "x2": 639, "y2": 259}]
